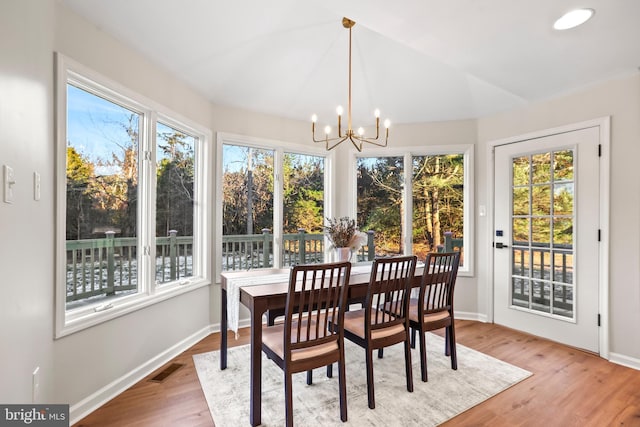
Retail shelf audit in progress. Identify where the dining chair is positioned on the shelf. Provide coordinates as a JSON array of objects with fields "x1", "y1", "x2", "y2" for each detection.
[
  {"x1": 261, "y1": 261, "x2": 351, "y2": 427},
  {"x1": 409, "y1": 251, "x2": 460, "y2": 382},
  {"x1": 339, "y1": 255, "x2": 417, "y2": 409}
]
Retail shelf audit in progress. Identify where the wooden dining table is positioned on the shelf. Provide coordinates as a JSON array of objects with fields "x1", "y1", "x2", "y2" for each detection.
[{"x1": 219, "y1": 264, "x2": 425, "y2": 427}]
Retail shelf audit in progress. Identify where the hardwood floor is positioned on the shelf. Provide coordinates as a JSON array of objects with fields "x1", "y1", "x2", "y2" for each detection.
[{"x1": 73, "y1": 321, "x2": 640, "y2": 426}]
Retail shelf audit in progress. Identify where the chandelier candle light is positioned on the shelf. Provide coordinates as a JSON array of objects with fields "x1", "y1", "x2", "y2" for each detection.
[{"x1": 312, "y1": 17, "x2": 390, "y2": 151}]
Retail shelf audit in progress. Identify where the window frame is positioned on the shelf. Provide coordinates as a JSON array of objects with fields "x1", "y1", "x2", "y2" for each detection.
[
  {"x1": 55, "y1": 53, "x2": 212, "y2": 338},
  {"x1": 350, "y1": 144, "x2": 474, "y2": 276},
  {"x1": 215, "y1": 132, "x2": 333, "y2": 282}
]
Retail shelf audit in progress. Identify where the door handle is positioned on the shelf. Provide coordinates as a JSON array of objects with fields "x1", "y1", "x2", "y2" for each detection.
[{"x1": 494, "y1": 242, "x2": 509, "y2": 249}]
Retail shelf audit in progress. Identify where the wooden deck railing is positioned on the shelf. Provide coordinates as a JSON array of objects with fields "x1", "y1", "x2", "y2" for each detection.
[
  {"x1": 66, "y1": 229, "x2": 376, "y2": 303},
  {"x1": 221, "y1": 229, "x2": 376, "y2": 270},
  {"x1": 437, "y1": 231, "x2": 463, "y2": 253}
]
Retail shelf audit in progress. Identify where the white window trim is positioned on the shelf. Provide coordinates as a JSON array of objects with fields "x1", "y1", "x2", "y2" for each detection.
[
  {"x1": 55, "y1": 53, "x2": 212, "y2": 338},
  {"x1": 215, "y1": 132, "x2": 333, "y2": 282},
  {"x1": 349, "y1": 144, "x2": 474, "y2": 276}
]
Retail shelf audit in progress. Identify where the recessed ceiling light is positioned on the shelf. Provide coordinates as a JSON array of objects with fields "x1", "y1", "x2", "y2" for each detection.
[{"x1": 554, "y1": 8, "x2": 595, "y2": 30}]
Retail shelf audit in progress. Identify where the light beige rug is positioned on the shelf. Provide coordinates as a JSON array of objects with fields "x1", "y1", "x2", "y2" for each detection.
[{"x1": 193, "y1": 333, "x2": 531, "y2": 426}]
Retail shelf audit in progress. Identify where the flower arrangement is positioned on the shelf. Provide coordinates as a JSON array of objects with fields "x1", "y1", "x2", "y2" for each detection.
[{"x1": 324, "y1": 217, "x2": 368, "y2": 251}]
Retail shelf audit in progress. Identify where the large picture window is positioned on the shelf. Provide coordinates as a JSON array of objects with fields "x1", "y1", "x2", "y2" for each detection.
[
  {"x1": 355, "y1": 146, "x2": 473, "y2": 274},
  {"x1": 217, "y1": 134, "x2": 328, "y2": 277},
  {"x1": 56, "y1": 54, "x2": 211, "y2": 337}
]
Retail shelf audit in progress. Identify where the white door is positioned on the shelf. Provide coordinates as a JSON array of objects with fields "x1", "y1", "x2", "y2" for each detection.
[{"x1": 493, "y1": 126, "x2": 600, "y2": 353}]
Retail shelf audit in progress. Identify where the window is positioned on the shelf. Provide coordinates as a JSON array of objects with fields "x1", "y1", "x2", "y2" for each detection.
[
  {"x1": 56, "y1": 54, "x2": 211, "y2": 337},
  {"x1": 155, "y1": 122, "x2": 197, "y2": 286},
  {"x1": 217, "y1": 134, "x2": 328, "y2": 277},
  {"x1": 355, "y1": 146, "x2": 473, "y2": 274}
]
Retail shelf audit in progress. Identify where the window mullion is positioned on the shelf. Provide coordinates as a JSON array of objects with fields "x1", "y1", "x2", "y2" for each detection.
[
  {"x1": 140, "y1": 112, "x2": 155, "y2": 294},
  {"x1": 403, "y1": 153, "x2": 413, "y2": 256},
  {"x1": 273, "y1": 148, "x2": 283, "y2": 268}
]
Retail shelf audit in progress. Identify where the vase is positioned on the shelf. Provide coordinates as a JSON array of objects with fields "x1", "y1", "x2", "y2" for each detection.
[{"x1": 335, "y1": 247, "x2": 352, "y2": 262}]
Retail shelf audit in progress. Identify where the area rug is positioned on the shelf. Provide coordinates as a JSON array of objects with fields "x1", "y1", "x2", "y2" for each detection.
[{"x1": 193, "y1": 333, "x2": 531, "y2": 426}]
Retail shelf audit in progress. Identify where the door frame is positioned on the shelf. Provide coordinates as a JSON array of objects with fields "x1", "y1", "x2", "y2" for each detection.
[{"x1": 485, "y1": 117, "x2": 610, "y2": 358}]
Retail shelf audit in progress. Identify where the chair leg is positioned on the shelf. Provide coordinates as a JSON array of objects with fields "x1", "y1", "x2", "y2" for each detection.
[
  {"x1": 307, "y1": 370, "x2": 313, "y2": 385},
  {"x1": 449, "y1": 324, "x2": 458, "y2": 370},
  {"x1": 285, "y1": 372, "x2": 294, "y2": 427},
  {"x1": 445, "y1": 327, "x2": 450, "y2": 356},
  {"x1": 338, "y1": 357, "x2": 348, "y2": 422},
  {"x1": 327, "y1": 363, "x2": 333, "y2": 378},
  {"x1": 419, "y1": 328, "x2": 428, "y2": 382},
  {"x1": 365, "y1": 349, "x2": 376, "y2": 409},
  {"x1": 404, "y1": 337, "x2": 414, "y2": 392},
  {"x1": 267, "y1": 310, "x2": 276, "y2": 326},
  {"x1": 377, "y1": 348, "x2": 384, "y2": 359},
  {"x1": 411, "y1": 327, "x2": 417, "y2": 349}
]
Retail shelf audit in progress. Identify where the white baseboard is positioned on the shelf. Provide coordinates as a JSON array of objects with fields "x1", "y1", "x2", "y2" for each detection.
[
  {"x1": 455, "y1": 311, "x2": 487, "y2": 322},
  {"x1": 69, "y1": 325, "x2": 214, "y2": 426},
  {"x1": 609, "y1": 352, "x2": 640, "y2": 371}
]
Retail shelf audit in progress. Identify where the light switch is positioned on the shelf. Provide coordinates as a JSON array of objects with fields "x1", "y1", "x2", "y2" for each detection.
[
  {"x1": 34, "y1": 171, "x2": 41, "y2": 201},
  {"x1": 3, "y1": 165, "x2": 15, "y2": 204}
]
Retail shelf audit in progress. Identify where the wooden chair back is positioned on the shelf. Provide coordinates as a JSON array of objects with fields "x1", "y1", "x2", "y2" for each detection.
[
  {"x1": 365, "y1": 255, "x2": 417, "y2": 337},
  {"x1": 283, "y1": 262, "x2": 351, "y2": 364},
  {"x1": 419, "y1": 251, "x2": 460, "y2": 317}
]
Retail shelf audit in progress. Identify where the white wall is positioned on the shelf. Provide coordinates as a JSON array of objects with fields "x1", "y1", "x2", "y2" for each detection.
[
  {"x1": 0, "y1": 0, "x2": 56, "y2": 405},
  {"x1": 477, "y1": 73, "x2": 640, "y2": 363}
]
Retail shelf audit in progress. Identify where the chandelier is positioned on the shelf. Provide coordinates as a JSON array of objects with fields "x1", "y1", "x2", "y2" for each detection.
[{"x1": 312, "y1": 17, "x2": 390, "y2": 151}]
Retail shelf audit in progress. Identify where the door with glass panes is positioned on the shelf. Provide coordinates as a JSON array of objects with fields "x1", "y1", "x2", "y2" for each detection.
[{"x1": 493, "y1": 126, "x2": 600, "y2": 353}]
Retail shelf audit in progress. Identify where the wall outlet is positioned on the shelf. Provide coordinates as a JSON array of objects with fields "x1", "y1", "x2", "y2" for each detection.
[{"x1": 32, "y1": 367, "x2": 40, "y2": 403}]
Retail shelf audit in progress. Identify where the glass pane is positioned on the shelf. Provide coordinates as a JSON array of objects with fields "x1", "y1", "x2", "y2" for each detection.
[
  {"x1": 553, "y1": 284, "x2": 574, "y2": 317},
  {"x1": 511, "y1": 277, "x2": 529, "y2": 308},
  {"x1": 512, "y1": 156, "x2": 530, "y2": 186},
  {"x1": 531, "y1": 280, "x2": 551, "y2": 313},
  {"x1": 222, "y1": 144, "x2": 275, "y2": 270},
  {"x1": 65, "y1": 84, "x2": 140, "y2": 309},
  {"x1": 531, "y1": 249, "x2": 550, "y2": 280},
  {"x1": 512, "y1": 248, "x2": 530, "y2": 277},
  {"x1": 411, "y1": 154, "x2": 464, "y2": 263},
  {"x1": 531, "y1": 218, "x2": 551, "y2": 246},
  {"x1": 553, "y1": 251, "x2": 573, "y2": 284},
  {"x1": 532, "y1": 153, "x2": 551, "y2": 184},
  {"x1": 553, "y1": 218, "x2": 573, "y2": 247},
  {"x1": 554, "y1": 150, "x2": 574, "y2": 181},
  {"x1": 512, "y1": 187, "x2": 529, "y2": 215},
  {"x1": 512, "y1": 218, "x2": 529, "y2": 244},
  {"x1": 282, "y1": 153, "x2": 326, "y2": 265},
  {"x1": 531, "y1": 184, "x2": 551, "y2": 215},
  {"x1": 155, "y1": 122, "x2": 195, "y2": 285},
  {"x1": 554, "y1": 183, "x2": 574, "y2": 215},
  {"x1": 358, "y1": 156, "x2": 404, "y2": 256}
]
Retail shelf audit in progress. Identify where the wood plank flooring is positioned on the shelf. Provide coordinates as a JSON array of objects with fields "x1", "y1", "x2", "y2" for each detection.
[{"x1": 73, "y1": 321, "x2": 640, "y2": 426}]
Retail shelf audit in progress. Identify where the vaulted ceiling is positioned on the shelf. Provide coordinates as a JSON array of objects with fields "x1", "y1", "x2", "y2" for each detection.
[{"x1": 62, "y1": 0, "x2": 640, "y2": 127}]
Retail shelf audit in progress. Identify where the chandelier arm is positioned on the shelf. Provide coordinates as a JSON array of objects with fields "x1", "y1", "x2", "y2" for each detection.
[
  {"x1": 349, "y1": 136, "x2": 363, "y2": 152},
  {"x1": 326, "y1": 135, "x2": 350, "y2": 150},
  {"x1": 313, "y1": 124, "x2": 350, "y2": 144},
  {"x1": 359, "y1": 138, "x2": 388, "y2": 148}
]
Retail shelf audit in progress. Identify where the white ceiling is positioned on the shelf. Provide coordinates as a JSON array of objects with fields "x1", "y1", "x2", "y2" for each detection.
[{"x1": 61, "y1": 0, "x2": 640, "y2": 127}]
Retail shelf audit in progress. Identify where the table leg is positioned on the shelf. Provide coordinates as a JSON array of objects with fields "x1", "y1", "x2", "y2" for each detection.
[
  {"x1": 250, "y1": 304, "x2": 264, "y2": 427},
  {"x1": 220, "y1": 286, "x2": 228, "y2": 370}
]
